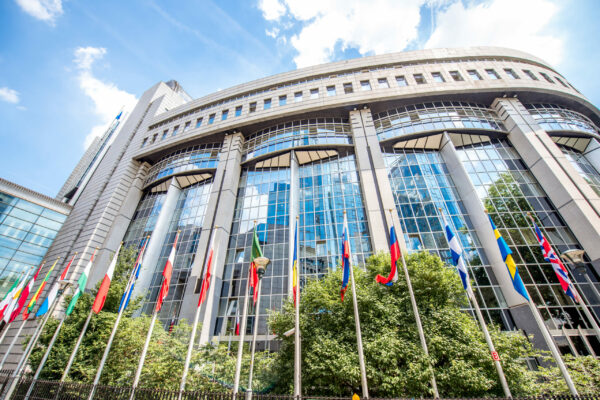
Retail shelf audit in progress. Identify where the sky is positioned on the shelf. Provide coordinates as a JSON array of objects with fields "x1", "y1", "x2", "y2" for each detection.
[{"x1": 1, "y1": 0, "x2": 599, "y2": 197}]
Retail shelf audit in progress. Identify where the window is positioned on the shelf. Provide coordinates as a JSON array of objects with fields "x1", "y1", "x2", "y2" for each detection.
[
  {"x1": 195, "y1": 118, "x2": 203, "y2": 128},
  {"x1": 555, "y1": 76, "x2": 569, "y2": 87},
  {"x1": 523, "y1": 70, "x2": 538, "y2": 80},
  {"x1": 467, "y1": 70, "x2": 482, "y2": 80},
  {"x1": 378, "y1": 78, "x2": 389, "y2": 88},
  {"x1": 221, "y1": 109, "x2": 228, "y2": 121},
  {"x1": 360, "y1": 80, "x2": 371, "y2": 91},
  {"x1": 327, "y1": 85, "x2": 336, "y2": 96},
  {"x1": 449, "y1": 70, "x2": 464, "y2": 81},
  {"x1": 539, "y1": 72, "x2": 554, "y2": 83},
  {"x1": 279, "y1": 95, "x2": 287, "y2": 106},
  {"x1": 162, "y1": 129, "x2": 169, "y2": 140},
  {"x1": 396, "y1": 75, "x2": 408, "y2": 86},
  {"x1": 235, "y1": 106, "x2": 242, "y2": 117},
  {"x1": 431, "y1": 72, "x2": 445, "y2": 83},
  {"x1": 310, "y1": 88, "x2": 319, "y2": 99},
  {"x1": 413, "y1": 73, "x2": 426, "y2": 84},
  {"x1": 294, "y1": 91, "x2": 303, "y2": 102},
  {"x1": 343, "y1": 83, "x2": 353, "y2": 94},
  {"x1": 172, "y1": 125, "x2": 179, "y2": 136},
  {"x1": 485, "y1": 69, "x2": 500, "y2": 79},
  {"x1": 504, "y1": 68, "x2": 520, "y2": 79},
  {"x1": 141, "y1": 138, "x2": 148, "y2": 148},
  {"x1": 264, "y1": 98, "x2": 271, "y2": 110},
  {"x1": 208, "y1": 114, "x2": 215, "y2": 124},
  {"x1": 151, "y1": 134, "x2": 158, "y2": 143},
  {"x1": 183, "y1": 121, "x2": 191, "y2": 132},
  {"x1": 249, "y1": 102, "x2": 257, "y2": 112}
]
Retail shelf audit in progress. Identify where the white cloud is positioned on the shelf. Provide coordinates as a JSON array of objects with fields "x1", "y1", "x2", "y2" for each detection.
[
  {"x1": 259, "y1": 0, "x2": 286, "y2": 20},
  {"x1": 73, "y1": 46, "x2": 137, "y2": 149},
  {"x1": 265, "y1": 27, "x2": 280, "y2": 39},
  {"x1": 15, "y1": 0, "x2": 63, "y2": 24},
  {"x1": 0, "y1": 87, "x2": 20, "y2": 104},
  {"x1": 425, "y1": 0, "x2": 563, "y2": 65}
]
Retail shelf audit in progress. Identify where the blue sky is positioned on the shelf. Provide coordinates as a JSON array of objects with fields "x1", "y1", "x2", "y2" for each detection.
[{"x1": 1, "y1": 0, "x2": 599, "y2": 197}]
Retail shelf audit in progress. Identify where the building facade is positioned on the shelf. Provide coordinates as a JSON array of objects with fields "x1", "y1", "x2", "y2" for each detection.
[{"x1": 3, "y1": 46, "x2": 600, "y2": 367}]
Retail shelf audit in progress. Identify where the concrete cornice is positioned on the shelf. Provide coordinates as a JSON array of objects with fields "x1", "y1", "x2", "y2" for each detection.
[{"x1": 0, "y1": 177, "x2": 72, "y2": 215}]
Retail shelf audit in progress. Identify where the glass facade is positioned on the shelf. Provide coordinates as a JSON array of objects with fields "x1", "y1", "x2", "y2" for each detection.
[
  {"x1": 144, "y1": 144, "x2": 221, "y2": 187},
  {"x1": 0, "y1": 192, "x2": 67, "y2": 298},
  {"x1": 559, "y1": 145, "x2": 600, "y2": 197},
  {"x1": 123, "y1": 191, "x2": 166, "y2": 248},
  {"x1": 525, "y1": 104, "x2": 598, "y2": 135}
]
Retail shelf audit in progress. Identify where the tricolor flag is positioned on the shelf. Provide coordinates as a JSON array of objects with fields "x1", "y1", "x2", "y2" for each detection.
[
  {"x1": 65, "y1": 249, "x2": 97, "y2": 316},
  {"x1": 0, "y1": 273, "x2": 24, "y2": 321},
  {"x1": 155, "y1": 231, "x2": 180, "y2": 312},
  {"x1": 119, "y1": 238, "x2": 148, "y2": 312},
  {"x1": 36, "y1": 253, "x2": 77, "y2": 318},
  {"x1": 24, "y1": 257, "x2": 60, "y2": 319},
  {"x1": 530, "y1": 216, "x2": 580, "y2": 303},
  {"x1": 198, "y1": 232, "x2": 216, "y2": 307},
  {"x1": 2, "y1": 269, "x2": 32, "y2": 324},
  {"x1": 292, "y1": 221, "x2": 299, "y2": 306},
  {"x1": 249, "y1": 227, "x2": 263, "y2": 305},
  {"x1": 10, "y1": 263, "x2": 43, "y2": 322},
  {"x1": 376, "y1": 225, "x2": 400, "y2": 286},
  {"x1": 340, "y1": 213, "x2": 351, "y2": 301},
  {"x1": 92, "y1": 243, "x2": 122, "y2": 314},
  {"x1": 235, "y1": 306, "x2": 240, "y2": 336},
  {"x1": 488, "y1": 214, "x2": 529, "y2": 300},
  {"x1": 441, "y1": 212, "x2": 471, "y2": 292},
  {"x1": 168, "y1": 315, "x2": 177, "y2": 333}
]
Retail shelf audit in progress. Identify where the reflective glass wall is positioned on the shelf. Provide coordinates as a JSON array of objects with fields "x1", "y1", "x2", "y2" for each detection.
[{"x1": 559, "y1": 145, "x2": 600, "y2": 197}]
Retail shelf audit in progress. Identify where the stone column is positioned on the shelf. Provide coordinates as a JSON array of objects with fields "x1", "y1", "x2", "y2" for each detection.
[{"x1": 493, "y1": 98, "x2": 600, "y2": 272}]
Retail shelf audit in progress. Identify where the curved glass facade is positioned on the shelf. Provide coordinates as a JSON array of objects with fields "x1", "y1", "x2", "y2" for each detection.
[
  {"x1": 242, "y1": 118, "x2": 352, "y2": 161},
  {"x1": 525, "y1": 104, "x2": 599, "y2": 135},
  {"x1": 374, "y1": 102, "x2": 506, "y2": 142},
  {"x1": 123, "y1": 191, "x2": 166, "y2": 247},
  {"x1": 144, "y1": 144, "x2": 221, "y2": 188},
  {"x1": 559, "y1": 145, "x2": 600, "y2": 197}
]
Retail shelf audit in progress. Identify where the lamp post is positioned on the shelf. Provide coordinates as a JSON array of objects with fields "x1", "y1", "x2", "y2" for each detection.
[{"x1": 246, "y1": 255, "x2": 270, "y2": 400}]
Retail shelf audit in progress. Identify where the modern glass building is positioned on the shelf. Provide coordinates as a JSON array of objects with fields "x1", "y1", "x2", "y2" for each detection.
[{"x1": 3, "y1": 47, "x2": 600, "y2": 366}]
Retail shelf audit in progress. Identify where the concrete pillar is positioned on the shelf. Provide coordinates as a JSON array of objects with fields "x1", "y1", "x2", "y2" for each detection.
[
  {"x1": 350, "y1": 108, "x2": 406, "y2": 252},
  {"x1": 177, "y1": 133, "x2": 244, "y2": 344},
  {"x1": 132, "y1": 178, "x2": 182, "y2": 302},
  {"x1": 438, "y1": 133, "x2": 546, "y2": 349},
  {"x1": 493, "y1": 98, "x2": 600, "y2": 272}
]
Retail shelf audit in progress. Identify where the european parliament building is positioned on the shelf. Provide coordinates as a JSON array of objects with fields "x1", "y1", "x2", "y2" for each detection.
[{"x1": 3, "y1": 46, "x2": 600, "y2": 367}]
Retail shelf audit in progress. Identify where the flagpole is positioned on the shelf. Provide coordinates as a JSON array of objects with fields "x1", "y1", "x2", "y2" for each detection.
[
  {"x1": 129, "y1": 309, "x2": 159, "y2": 400},
  {"x1": 61, "y1": 309, "x2": 93, "y2": 381},
  {"x1": 293, "y1": 217, "x2": 301, "y2": 399},
  {"x1": 389, "y1": 209, "x2": 439, "y2": 398},
  {"x1": 343, "y1": 212, "x2": 369, "y2": 399},
  {"x1": 0, "y1": 319, "x2": 27, "y2": 368},
  {"x1": 246, "y1": 277, "x2": 263, "y2": 400}
]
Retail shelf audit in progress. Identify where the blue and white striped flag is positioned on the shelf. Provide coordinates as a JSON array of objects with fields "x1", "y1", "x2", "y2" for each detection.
[{"x1": 440, "y1": 210, "x2": 470, "y2": 292}]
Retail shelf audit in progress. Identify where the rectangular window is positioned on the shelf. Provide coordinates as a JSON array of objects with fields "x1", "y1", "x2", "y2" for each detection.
[
  {"x1": 378, "y1": 78, "x2": 389, "y2": 88},
  {"x1": 326, "y1": 85, "x2": 336, "y2": 96},
  {"x1": 195, "y1": 118, "x2": 203, "y2": 128},
  {"x1": 485, "y1": 69, "x2": 500, "y2": 79},
  {"x1": 208, "y1": 114, "x2": 215, "y2": 124},
  {"x1": 467, "y1": 70, "x2": 482, "y2": 80},
  {"x1": 264, "y1": 98, "x2": 272, "y2": 110},
  {"x1": 141, "y1": 138, "x2": 148, "y2": 147},
  {"x1": 343, "y1": 83, "x2": 353, "y2": 94},
  {"x1": 221, "y1": 109, "x2": 228, "y2": 121},
  {"x1": 279, "y1": 95, "x2": 287, "y2": 106},
  {"x1": 162, "y1": 129, "x2": 169, "y2": 140},
  {"x1": 151, "y1": 134, "x2": 158, "y2": 143},
  {"x1": 523, "y1": 69, "x2": 538, "y2": 80},
  {"x1": 235, "y1": 105, "x2": 242, "y2": 117},
  {"x1": 310, "y1": 88, "x2": 319, "y2": 99},
  {"x1": 396, "y1": 75, "x2": 408, "y2": 86},
  {"x1": 539, "y1": 72, "x2": 554, "y2": 83},
  {"x1": 504, "y1": 68, "x2": 520, "y2": 79},
  {"x1": 555, "y1": 76, "x2": 569, "y2": 87},
  {"x1": 431, "y1": 72, "x2": 445, "y2": 83},
  {"x1": 172, "y1": 125, "x2": 179, "y2": 136},
  {"x1": 249, "y1": 102, "x2": 257, "y2": 112},
  {"x1": 449, "y1": 70, "x2": 464, "y2": 81},
  {"x1": 360, "y1": 80, "x2": 371, "y2": 91},
  {"x1": 413, "y1": 73, "x2": 426, "y2": 84},
  {"x1": 183, "y1": 121, "x2": 191, "y2": 132},
  {"x1": 294, "y1": 91, "x2": 303, "y2": 102}
]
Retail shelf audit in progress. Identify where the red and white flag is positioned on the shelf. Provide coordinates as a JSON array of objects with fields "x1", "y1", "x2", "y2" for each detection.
[
  {"x1": 10, "y1": 263, "x2": 43, "y2": 322},
  {"x1": 92, "y1": 243, "x2": 122, "y2": 314},
  {"x1": 155, "y1": 231, "x2": 180, "y2": 312},
  {"x1": 198, "y1": 232, "x2": 217, "y2": 307}
]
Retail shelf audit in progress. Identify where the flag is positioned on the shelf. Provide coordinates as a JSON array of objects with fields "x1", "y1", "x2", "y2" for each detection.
[
  {"x1": 119, "y1": 238, "x2": 148, "y2": 312},
  {"x1": 10, "y1": 263, "x2": 43, "y2": 322},
  {"x1": 65, "y1": 249, "x2": 97, "y2": 316},
  {"x1": 36, "y1": 253, "x2": 77, "y2": 318},
  {"x1": 376, "y1": 225, "x2": 400, "y2": 286},
  {"x1": 292, "y1": 221, "x2": 299, "y2": 306},
  {"x1": 168, "y1": 315, "x2": 177, "y2": 333},
  {"x1": 2, "y1": 269, "x2": 31, "y2": 324},
  {"x1": 249, "y1": 227, "x2": 263, "y2": 305},
  {"x1": 156, "y1": 231, "x2": 180, "y2": 312},
  {"x1": 531, "y1": 217, "x2": 580, "y2": 302},
  {"x1": 340, "y1": 213, "x2": 351, "y2": 301},
  {"x1": 441, "y1": 213, "x2": 470, "y2": 292},
  {"x1": 198, "y1": 232, "x2": 216, "y2": 307},
  {"x1": 116, "y1": 111, "x2": 122, "y2": 120},
  {"x1": 488, "y1": 215, "x2": 529, "y2": 300},
  {"x1": 92, "y1": 244, "x2": 122, "y2": 314},
  {"x1": 235, "y1": 306, "x2": 240, "y2": 335},
  {"x1": 0, "y1": 273, "x2": 24, "y2": 321},
  {"x1": 24, "y1": 258, "x2": 60, "y2": 319}
]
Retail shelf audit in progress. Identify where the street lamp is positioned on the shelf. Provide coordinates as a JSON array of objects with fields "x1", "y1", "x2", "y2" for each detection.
[
  {"x1": 561, "y1": 249, "x2": 600, "y2": 302},
  {"x1": 246, "y1": 255, "x2": 270, "y2": 400}
]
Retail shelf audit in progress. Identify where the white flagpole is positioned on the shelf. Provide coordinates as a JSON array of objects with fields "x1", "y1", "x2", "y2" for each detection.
[
  {"x1": 293, "y1": 217, "x2": 301, "y2": 399},
  {"x1": 343, "y1": 211, "x2": 369, "y2": 399},
  {"x1": 129, "y1": 309, "x2": 159, "y2": 400},
  {"x1": 0, "y1": 319, "x2": 27, "y2": 369},
  {"x1": 61, "y1": 309, "x2": 93, "y2": 381},
  {"x1": 389, "y1": 209, "x2": 439, "y2": 398}
]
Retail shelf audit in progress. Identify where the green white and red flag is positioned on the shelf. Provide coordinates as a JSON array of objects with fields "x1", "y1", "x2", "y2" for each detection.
[{"x1": 65, "y1": 248, "x2": 97, "y2": 316}]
